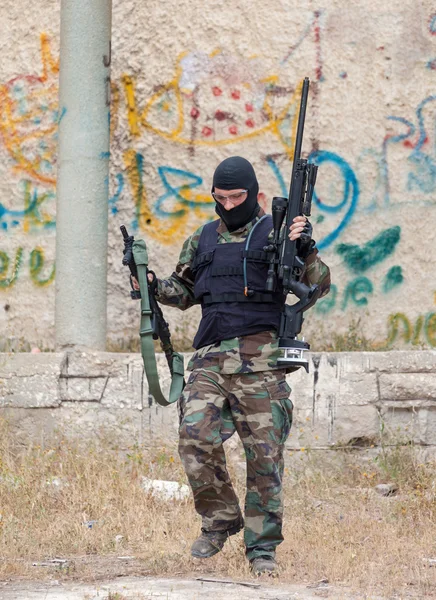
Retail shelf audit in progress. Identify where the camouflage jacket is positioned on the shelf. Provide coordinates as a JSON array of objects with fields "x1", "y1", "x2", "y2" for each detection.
[{"x1": 155, "y1": 208, "x2": 331, "y2": 374}]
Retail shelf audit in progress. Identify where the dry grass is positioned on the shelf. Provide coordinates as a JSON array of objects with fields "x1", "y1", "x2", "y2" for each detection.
[{"x1": 1, "y1": 417, "x2": 435, "y2": 598}]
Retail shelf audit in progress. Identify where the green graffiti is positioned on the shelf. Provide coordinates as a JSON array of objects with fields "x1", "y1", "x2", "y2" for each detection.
[
  {"x1": 383, "y1": 265, "x2": 404, "y2": 293},
  {"x1": 342, "y1": 277, "x2": 373, "y2": 310},
  {"x1": 29, "y1": 247, "x2": 55, "y2": 286},
  {"x1": 0, "y1": 248, "x2": 24, "y2": 289},
  {"x1": 336, "y1": 226, "x2": 401, "y2": 274},
  {"x1": 315, "y1": 283, "x2": 337, "y2": 314},
  {"x1": 387, "y1": 312, "x2": 436, "y2": 347},
  {"x1": 425, "y1": 313, "x2": 436, "y2": 346},
  {"x1": 387, "y1": 313, "x2": 411, "y2": 344}
]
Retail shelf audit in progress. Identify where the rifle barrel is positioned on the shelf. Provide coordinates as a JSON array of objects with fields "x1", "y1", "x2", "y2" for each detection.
[{"x1": 288, "y1": 77, "x2": 310, "y2": 194}]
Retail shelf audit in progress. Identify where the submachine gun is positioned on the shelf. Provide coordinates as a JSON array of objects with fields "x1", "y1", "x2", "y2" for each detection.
[
  {"x1": 264, "y1": 77, "x2": 321, "y2": 372},
  {"x1": 120, "y1": 225, "x2": 184, "y2": 406}
]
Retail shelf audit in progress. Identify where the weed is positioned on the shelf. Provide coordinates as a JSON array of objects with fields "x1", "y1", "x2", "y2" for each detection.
[{"x1": 0, "y1": 417, "x2": 435, "y2": 597}]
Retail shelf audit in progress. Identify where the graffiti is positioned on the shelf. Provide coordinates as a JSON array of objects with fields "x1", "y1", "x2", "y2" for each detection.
[
  {"x1": 316, "y1": 265, "x2": 404, "y2": 315},
  {"x1": 382, "y1": 96, "x2": 436, "y2": 203},
  {"x1": 387, "y1": 312, "x2": 436, "y2": 347},
  {"x1": 122, "y1": 55, "x2": 302, "y2": 156},
  {"x1": 315, "y1": 226, "x2": 403, "y2": 314},
  {"x1": 341, "y1": 277, "x2": 374, "y2": 311},
  {"x1": 0, "y1": 248, "x2": 23, "y2": 289},
  {"x1": 427, "y1": 12, "x2": 436, "y2": 69},
  {"x1": 29, "y1": 247, "x2": 55, "y2": 286},
  {"x1": 266, "y1": 151, "x2": 359, "y2": 251},
  {"x1": 0, "y1": 34, "x2": 59, "y2": 232},
  {"x1": 281, "y1": 10, "x2": 325, "y2": 81},
  {"x1": 0, "y1": 33, "x2": 59, "y2": 185},
  {"x1": 123, "y1": 150, "x2": 214, "y2": 242},
  {"x1": 336, "y1": 226, "x2": 401, "y2": 274},
  {"x1": 0, "y1": 246, "x2": 54, "y2": 288},
  {"x1": 108, "y1": 174, "x2": 124, "y2": 216},
  {"x1": 383, "y1": 266, "x2": 403, "y2": 294}
]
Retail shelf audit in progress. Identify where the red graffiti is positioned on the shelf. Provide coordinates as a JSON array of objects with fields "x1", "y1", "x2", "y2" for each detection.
[
  {"x1": 231, "y1": 90, "x2": 241, "y2": 100},
  {"x1": 190, "y1": 107, "x2": 200, "y2": 119},
  {"x1": 403, "y1": 135, "x2": 428, "y2": 149},
  {"x1": 202, "y1": 126, "x2": 213, "y2": 137},
  {"x1": 314, "y1": 10, "x2": 323, "y2": 81},
  {"x1": 215, "y1": 110, "x2": 227, "y2": 121},
  {"x1": 229, "y1": 125, "x2": 238, "y2": 135},
  {"x1": 212, "y1": 86, "x2": 222, "y2": 96}
]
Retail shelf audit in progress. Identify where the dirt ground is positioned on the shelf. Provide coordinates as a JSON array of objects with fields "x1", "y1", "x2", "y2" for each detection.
[{"x1": 0, "y1": 555, "x2": 432, "y2": 600}]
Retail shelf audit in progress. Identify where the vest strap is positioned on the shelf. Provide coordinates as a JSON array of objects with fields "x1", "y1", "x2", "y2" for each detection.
[
  {"x1": 191, "y1": 250, "x2": 215, "y2": 272},
  {"x1": 202, "y1": 292, "x2": 279, "y2": 305},
  {"x1": 241, "y1": 249, "x2": 270, "y2": 263},
  {"x1": 211, "y1": 265, "x2": 244, "y2": 277}
]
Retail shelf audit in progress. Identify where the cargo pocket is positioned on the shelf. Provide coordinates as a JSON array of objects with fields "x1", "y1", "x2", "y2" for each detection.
[{"x1": 264, "y1": 378, "x2": 293, "y2": 445}]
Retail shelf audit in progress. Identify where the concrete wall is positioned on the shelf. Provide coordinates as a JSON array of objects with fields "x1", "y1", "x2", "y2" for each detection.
[
  {"x1": 1, "y1": 0, "x2": 436, "y2": 351},
  {"x1": 2, "y1": 351, "x2": 436, "y2": 451}
]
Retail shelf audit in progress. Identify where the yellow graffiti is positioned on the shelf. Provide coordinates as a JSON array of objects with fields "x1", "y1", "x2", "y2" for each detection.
[
  {"x1": 110, "y1": 81, "x2": 121, "y2": 140},
  {"x1": 0, "y1": 34, "x2": 59, "y2": 187},
  {"x1": 122, "y1": 52, "x2": 301, "y2": 157}
]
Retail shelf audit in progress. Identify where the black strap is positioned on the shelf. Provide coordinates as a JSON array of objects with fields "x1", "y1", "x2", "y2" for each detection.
[
  {"x1": 241, "y1": 249, "x2": 270, "y2": 263},
  {"x1": 202, "y1": 292, "x2": 279, "y2": 305}
]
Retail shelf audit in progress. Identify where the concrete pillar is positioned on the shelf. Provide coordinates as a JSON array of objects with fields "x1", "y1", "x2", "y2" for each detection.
[{"x1": 55, "y1": 0, "x2": 112, "y2": 350}]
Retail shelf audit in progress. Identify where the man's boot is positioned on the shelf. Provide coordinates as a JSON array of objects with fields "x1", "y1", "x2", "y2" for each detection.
[
  {"x1": 250, "y1": 555, "x2": 279, "y2": 576},
  {"x1": 191, "y1": 530, "x2": 229, "y2": 558},
  {"x1": 191, "y1": 518, "x2": 244, "y2": 559}
]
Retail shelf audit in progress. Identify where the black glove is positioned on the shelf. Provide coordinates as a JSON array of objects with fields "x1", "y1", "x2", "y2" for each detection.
[{"x1": 296, "y1": 219, "x2": 316, "y2": 260}]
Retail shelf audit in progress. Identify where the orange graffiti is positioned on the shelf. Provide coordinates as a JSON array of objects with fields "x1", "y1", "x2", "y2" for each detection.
[{"x1": 0, "y1": 34, "x2": 59, "y2": 187}]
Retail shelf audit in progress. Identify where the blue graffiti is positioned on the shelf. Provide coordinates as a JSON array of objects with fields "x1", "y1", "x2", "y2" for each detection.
[
  {"x1": 267, "y1": 152, "x2": 358, "y2": 250},
  {"x1": 309, "y1": 151, "x2": 359, "y2": 250},
  {"x1": 0, "y1": 183, "x2": 55, "y2": 231},
  {"x1": 382, "y1": 96, "x2": 436, "y2": 198},
  {"x1": 109, "y1": 173, "x2": 124, "y2": 215},
  {"x1": 266, "y1": 156, "x2": 288, "y2": 196},
  {"x1": 407, "y1": 95, "x2": 436, "y2": 193},
  {"x1": 155, "y1": 166, "x2": 212, "y2": 218},
  {"x1": 381, "y1": 116, "x2": 415, "y2": 206}
]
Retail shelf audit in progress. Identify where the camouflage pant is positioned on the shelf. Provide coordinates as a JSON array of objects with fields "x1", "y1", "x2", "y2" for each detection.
[{"x1": 178, "y1": 368, "x2": 293, "y2": 561}]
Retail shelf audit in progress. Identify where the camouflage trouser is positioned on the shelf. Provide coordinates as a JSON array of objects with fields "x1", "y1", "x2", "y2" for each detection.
[{"x1": 178, "y1": 368, "x2": 293, "y2": 561}]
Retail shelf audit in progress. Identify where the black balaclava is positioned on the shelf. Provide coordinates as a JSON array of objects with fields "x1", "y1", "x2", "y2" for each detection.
[{"x1": 212, "y1": 156, "x2": 260, "y2": 232}]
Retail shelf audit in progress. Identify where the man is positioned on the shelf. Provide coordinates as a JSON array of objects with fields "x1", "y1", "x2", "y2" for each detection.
[{"x1": 134, "y1": 156, "x2": 330, "y2": 575}]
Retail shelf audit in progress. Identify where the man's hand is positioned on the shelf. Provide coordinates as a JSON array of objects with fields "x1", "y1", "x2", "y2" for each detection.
[
  {"x1": 289, "y1": 215, "x2": 308, "y2": 241},
  {"x1": 131, "y1": 274, "x2": 154, "y2": 291},
  {"x1": 289, "y1": 215, "x2": 315, "y2": 259}
]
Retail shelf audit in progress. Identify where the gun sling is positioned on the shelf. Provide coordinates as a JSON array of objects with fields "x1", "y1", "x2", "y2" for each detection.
[{"x1": 132, "y1": 239, "x2": 184, "y2": 407}]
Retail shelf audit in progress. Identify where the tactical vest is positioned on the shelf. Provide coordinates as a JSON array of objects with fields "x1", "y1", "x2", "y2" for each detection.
[{"x1": 191, "y1": 216, "x2": 284, "y2": 349}]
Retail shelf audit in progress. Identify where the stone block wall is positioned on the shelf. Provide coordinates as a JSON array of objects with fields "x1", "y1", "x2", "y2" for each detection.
[{"x1": 1, "y1": 351, "x2": 435, "y2": 450}]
